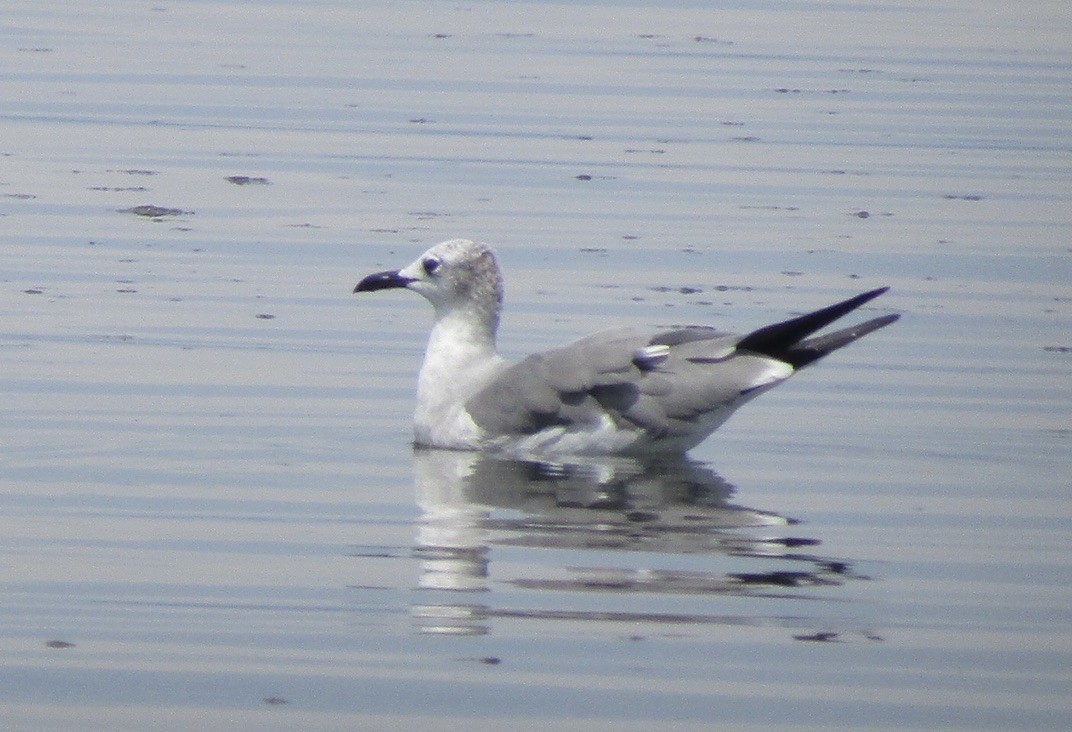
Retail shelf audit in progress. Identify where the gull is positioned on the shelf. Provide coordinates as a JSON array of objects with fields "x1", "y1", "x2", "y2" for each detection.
[{"x1": 355, "y1": 239, "x2": 899, "y2": 457}]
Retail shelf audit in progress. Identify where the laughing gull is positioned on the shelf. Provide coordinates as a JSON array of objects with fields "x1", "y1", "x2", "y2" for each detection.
[{"x1": 355, "y1": 239, "x2": 899, "y2": 456}]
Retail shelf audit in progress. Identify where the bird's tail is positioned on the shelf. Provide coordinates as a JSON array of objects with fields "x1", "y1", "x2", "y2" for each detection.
[{"x1": 736, "y1": 287, "x2": 899, "y2": 368}]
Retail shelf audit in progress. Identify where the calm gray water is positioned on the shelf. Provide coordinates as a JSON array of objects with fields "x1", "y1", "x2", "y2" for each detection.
[{"x1": 2, "y1": 1, "x2": 1070, "y2": 729}]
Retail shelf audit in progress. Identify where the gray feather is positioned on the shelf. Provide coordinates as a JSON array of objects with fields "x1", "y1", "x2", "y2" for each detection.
[{"x1": 465, "y1": 326, "x2": 778, "y2": 441}]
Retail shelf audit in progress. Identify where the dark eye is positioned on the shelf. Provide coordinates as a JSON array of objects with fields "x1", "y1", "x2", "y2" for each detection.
[{"x1": 422, "y1": 256, "x2": 441, "y2": 275}]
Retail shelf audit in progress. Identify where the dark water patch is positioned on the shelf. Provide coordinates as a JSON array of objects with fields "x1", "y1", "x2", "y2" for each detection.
[{"x1": 119, "y1": 205, "x2": 192, "y2": 218}]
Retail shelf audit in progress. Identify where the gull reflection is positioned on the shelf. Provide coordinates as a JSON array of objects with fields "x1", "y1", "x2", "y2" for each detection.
[{"x1": 410, "y1": 449, "x2": 868, "y2": 637}]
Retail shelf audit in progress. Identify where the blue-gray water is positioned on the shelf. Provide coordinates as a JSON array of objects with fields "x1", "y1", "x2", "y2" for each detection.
[{"x1": 2, "y1": 1, "x2": 1070, "y2": 729}]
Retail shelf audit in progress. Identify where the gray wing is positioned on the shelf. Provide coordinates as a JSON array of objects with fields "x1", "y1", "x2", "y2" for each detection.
[
  {"x1": 465, "y1": 326, "x2": 781, "y2": 439},
  {"x1": 465, "y1": 288, "x2": 899, "y2": 442}
]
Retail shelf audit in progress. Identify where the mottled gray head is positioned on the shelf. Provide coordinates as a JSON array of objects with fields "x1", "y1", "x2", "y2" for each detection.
[{"x1": 354, "y1": 239, "x2": 505, "y2": 333}]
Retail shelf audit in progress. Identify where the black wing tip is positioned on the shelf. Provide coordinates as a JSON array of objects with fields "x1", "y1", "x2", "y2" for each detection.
[
  {"x1": 736, "y1": 287, "x2": 896, "y2": 361},
  {"x1": 784, "y1": 311, "x2": 900, "y2": 368},
  {"x1": 855, "y1": 286, "x2": 890, "y2": 304}
]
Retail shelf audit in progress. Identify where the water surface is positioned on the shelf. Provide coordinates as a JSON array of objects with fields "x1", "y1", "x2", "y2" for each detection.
[{"x1": 2, "y1": 1, "x2": 1070, "y2": 729}]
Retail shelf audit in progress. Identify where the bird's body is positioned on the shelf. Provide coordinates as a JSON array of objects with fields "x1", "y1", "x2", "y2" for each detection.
[{"x1": 355, "y1": 239, "x2": 898, "y2": 457}]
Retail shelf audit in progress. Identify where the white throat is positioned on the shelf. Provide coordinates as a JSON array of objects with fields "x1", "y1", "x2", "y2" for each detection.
[{"x1": 413, "y1": 307, "x2": 503, "y2": 448}]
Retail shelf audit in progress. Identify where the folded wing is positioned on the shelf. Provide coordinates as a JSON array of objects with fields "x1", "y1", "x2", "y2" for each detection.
[{"x1": 465, "y1": 289, "x2": 898, "y2": 446}]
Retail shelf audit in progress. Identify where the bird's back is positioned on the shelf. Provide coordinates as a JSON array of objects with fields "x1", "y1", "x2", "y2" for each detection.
[{"x1": 465, "y1": 325, "x2": 794, "y2": 455}]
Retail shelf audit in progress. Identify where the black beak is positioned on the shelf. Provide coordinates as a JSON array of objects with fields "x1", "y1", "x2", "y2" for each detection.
[{"x1": 353, "y1": 270, "x2": 415, "y2": 293}]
